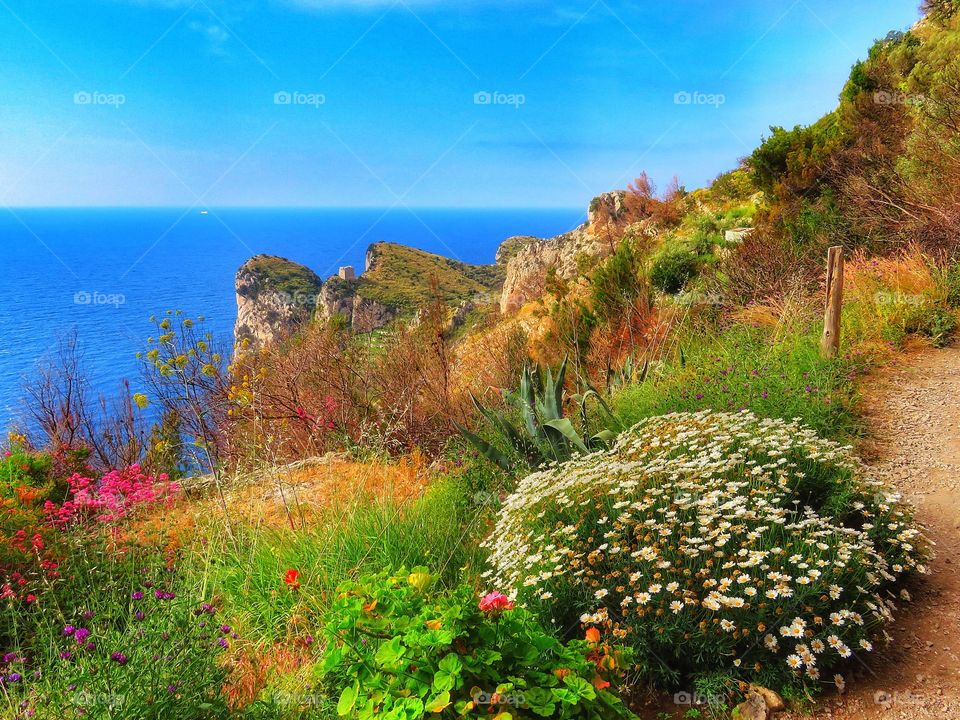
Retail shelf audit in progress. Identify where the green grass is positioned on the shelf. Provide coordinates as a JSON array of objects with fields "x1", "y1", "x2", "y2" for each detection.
[
  {"x1": 356, "y1": 242, "x2": 504, "y2": 309},
  {"x1": 244, "y1": 255, "x2": 324, "y2": 299},
  {"x1": 612, "y1": 326, "x2": 863, "y2": 441},
  {"x1": 199, "y1": 477, "x2": 490, "y2": 643}
]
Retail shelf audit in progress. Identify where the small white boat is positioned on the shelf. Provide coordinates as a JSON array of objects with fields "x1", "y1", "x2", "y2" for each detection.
[{"x1": 200, "y1": 210, "x2": 209, "y2": 215}]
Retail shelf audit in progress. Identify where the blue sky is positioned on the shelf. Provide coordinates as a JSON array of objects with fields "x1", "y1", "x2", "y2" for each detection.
[{"x1": 0, "y1": 0, "x2": 920, "y2": 208}]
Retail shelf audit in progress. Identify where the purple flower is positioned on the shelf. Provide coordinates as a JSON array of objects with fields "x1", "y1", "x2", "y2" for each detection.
[
  {"x1": 761, "y1": 390, "x2": 769, "y2": 399},
  {"x1": 7, "y1": 673, "x2": 21, "y2": 683},
  {"x1": 74, "y1": 628, "x2": 91, "y2": 644},
  {"x1": 167, "y1": 684, "x2": 178, "y2": 694},
  {"x1": 110, "y1": 652, "x2": 128, "y2": 665},
  {"x1": 219, "y1": 625, "x2": 231, "y2": 634},
  {"x1": 59, "y1": 651, "x2": 72, "y2": 660},
  {"x1": 154, "y1": 590, "x2": 175, "y2": 600},
  {"x1": 3, "y1": 652, "x2": 18, "y2": 664},
  {"x1": 217, "y1": 637, "x2": 229, "y2": 649},
  {"x1": 62, "y1": 625, "x2": 76, "y2": 636},
  {"x1": 134, "y1": 611, "x2": 145, "y2": 621},
  {"x1": 82, "y1": 610, "x2": 94, "y2": 620},
  {"x1": 131, "y1": 591, "x2": 144, "y2": 601},
  {"x1": 695, "y1": 393, "x2": 704, "y2": 400}
]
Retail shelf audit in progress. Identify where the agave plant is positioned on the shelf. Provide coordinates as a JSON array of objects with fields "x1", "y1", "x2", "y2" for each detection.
[{"x1": 456, "y1": 358, "x2": 617, "y2": 470}]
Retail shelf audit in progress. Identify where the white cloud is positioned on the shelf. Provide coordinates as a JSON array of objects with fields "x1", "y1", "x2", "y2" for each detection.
[{"x1": 187, "y1": 20, "x2": 231, "y2": 55}]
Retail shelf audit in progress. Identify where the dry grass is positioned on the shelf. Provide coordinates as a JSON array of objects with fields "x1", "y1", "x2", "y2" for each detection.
[{"x1": 125, "y1": 453, "x2": 433, "y2": 545}]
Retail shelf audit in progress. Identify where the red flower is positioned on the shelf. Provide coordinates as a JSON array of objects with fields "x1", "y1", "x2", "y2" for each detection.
[
  {"x1": 284, "y1": 569, "x2": 301, "y2": 590},
  {"x1": 478, "y1": 591, "x2": 514, "y2": 614}
]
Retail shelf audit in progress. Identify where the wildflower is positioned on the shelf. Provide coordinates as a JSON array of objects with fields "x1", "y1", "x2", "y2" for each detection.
[
  {"x1": 111, "y1": 652, "x2": 128, "y2": 665},
  {"x1": 284, "y1": 569, "x2": 301, "y2": 590},
  {"x1": 62, "y1": 626, "x2": 75, "y2": 636},
  {"x1": 585, "y1": 627, "x2": 601, "y2": 645},
  {"x1": 74, "y1": 628, "x2": 91, "y2": 644},
  {"x1": 834, "y1": 674, "x2": 846, "y2": 693},
  {"x1": 478, "y1": 592, "x2": 514, "y2": 613},
  {"x1": 670, "y1": 600, "x2": 685, "y2": 614},
  {"x1": 720, "y1": 619, "x2": 736, "y2": 632},
  {"x1": 217, "y1": 637, "x2": 229, "y2": 649},
  {"x1": 786, "y1": 655, "x2": 803, "y2": 670},
  {"x1": 132, "y1": 591, "x2": 144, "y2": 600}
]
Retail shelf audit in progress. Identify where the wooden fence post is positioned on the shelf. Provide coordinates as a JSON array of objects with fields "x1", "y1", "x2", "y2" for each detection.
[{"x1": 821, "y1": 245, "x2": 844, "y2": 358}]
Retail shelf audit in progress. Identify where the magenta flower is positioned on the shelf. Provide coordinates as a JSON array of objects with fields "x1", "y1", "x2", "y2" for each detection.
[
  {"x1": 74, "y1": 628, "x2": 91, "y2": 644},
  {"x1": 131, "y1": 591, "x2": 144, "y2": 600},
  {"x1": 62, "y1": 625, "x2": 76, "y2": 636},
  {"x1": 110, "y1": 652, "x2": 128, "y2": 665}
]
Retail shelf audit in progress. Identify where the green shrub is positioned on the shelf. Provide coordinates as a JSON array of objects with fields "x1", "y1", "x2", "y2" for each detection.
[
  {"x1": 905, "y1": 305, "x2": 957, "y2": 347},
  {"x1": 319, "y1": 568, "x2": 635, "y2": 719},
  {"x1": 650, "y1": 248, "x2": 700, "y2": 294},
  {"x1": 484, "y1": 411, "x2": 926, "y2": 694}
]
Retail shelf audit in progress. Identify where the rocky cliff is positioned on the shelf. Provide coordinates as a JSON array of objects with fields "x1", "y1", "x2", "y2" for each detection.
[
  {"x1": 235, "y1": 241, "x2": 509, "y2": 346},
  {"x1": 497, "y1": 191, "x2": 629, "y2": 314},
  {"x1": 235, "y1": 255, "x2": 324, "y2": 348}
]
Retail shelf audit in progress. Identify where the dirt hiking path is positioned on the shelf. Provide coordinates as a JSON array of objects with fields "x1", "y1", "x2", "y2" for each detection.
[{"x1": 791, "y1": 346, "x2": 960, "y2": 719}]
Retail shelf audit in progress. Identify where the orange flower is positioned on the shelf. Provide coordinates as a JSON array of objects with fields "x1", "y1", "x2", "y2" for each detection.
[
  {"x1": 284, "y1": 568, "x2": 301, "y2": 590},
  {"x1": 585, "y1": 627, "x2": 601, "y2": 645},
  {"x1": 592, "y1": 675, "x2": 611, "y2": 690}
]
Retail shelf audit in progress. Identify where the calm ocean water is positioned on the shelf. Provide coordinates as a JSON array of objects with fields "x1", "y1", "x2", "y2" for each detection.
[{"x1": 0, "y1": 207, "x2": 584, "y2": 430}]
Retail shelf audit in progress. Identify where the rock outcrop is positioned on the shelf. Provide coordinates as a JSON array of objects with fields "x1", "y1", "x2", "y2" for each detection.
[
  {"x1": 235, "y1": 254, "x2": 324, "y2": 348},
  {"x1": 235, "y1": 240, "x2": 507, "y2": 347},
  {"x1": 498, "y1": 193, "x2": 631, "y2": 314}
]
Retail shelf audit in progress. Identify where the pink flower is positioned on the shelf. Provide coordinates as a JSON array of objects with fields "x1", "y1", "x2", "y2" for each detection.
[{"x1": 478, "y1": 592, "x2": 514, "y2": 614}]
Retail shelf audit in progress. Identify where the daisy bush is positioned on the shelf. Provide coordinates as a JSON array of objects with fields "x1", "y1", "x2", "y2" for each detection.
[{"x1": 483, "y1": 410, "x2": 927, "y2": 693}]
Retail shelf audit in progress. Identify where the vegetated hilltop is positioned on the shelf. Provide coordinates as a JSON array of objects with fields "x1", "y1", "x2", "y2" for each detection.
[{"x1": 235, "y1": 241, "x2": 510, "y2": 346}]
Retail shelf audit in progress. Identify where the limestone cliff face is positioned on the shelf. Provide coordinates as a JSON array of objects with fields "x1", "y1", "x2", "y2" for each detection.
[
  {"x1": 235, "y1": 255, "x2": 324, "y2": 348},
  {"x1": 498, "y1": 192, "x2": 629, "y2": 314},
  {"x1": 318, "y1": 277, "x2": 397, "y2": 333}
]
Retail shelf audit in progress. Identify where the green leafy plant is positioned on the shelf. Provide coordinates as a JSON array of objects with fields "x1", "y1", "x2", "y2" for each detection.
[
  {"x1": 650, "y1": 248, "x2": 700, "y2": 294},
  {"x1": 455, "y1": 360, "x2": 615, "y2": 471},
  {"x1": 320, "y1": 568, "x2": 635, "y2": 719}
]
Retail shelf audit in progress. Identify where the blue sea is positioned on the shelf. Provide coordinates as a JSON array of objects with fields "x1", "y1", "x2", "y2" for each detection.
[{"x1": 0, "y1": 207, "x2": 584, "y2": 431}]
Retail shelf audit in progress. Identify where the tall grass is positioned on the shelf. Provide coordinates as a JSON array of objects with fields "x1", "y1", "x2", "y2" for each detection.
[
  {"x1": 198, "y1": 477, "x2": 489, "y2": 644},
  {"x1": 613, "y1": 326, "x2": 863, "y2": 441}
]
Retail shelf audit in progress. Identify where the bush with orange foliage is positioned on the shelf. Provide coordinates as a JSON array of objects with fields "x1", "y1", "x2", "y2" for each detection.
[{"x1": 226, "y1": 296, "x2": 477, "y2": 465}]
